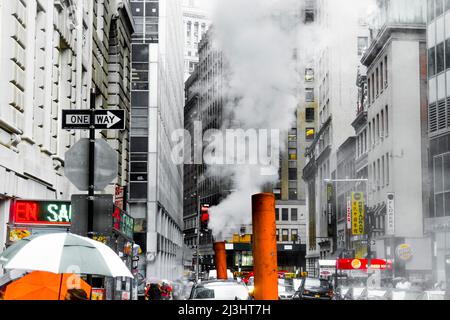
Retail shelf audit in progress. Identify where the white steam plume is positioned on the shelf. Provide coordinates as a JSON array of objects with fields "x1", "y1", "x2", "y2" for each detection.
[{"x1": 206, "y1": 0, "x2": 303, "y2": 240}]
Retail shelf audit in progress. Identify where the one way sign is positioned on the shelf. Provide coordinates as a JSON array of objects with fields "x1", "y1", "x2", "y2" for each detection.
[{"x1": 62, "y1": 110, "x2": 126, "y2": 130}]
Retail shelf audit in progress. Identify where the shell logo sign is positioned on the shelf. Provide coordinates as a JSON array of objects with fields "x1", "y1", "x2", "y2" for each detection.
[{"x1": 351, "y1": 259, "x2": 362, "y2": 269}]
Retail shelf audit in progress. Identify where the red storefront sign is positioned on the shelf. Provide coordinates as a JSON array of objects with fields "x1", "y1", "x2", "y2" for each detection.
[{"x1": 336, "y1": 258, "x2": 392, "y2": 270}]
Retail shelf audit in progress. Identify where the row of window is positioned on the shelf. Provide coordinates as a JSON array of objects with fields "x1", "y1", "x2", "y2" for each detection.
[
  {"x1": 369, "y1": 153, "x2": 391, "y2": 193},
  {"x1": 368, "y1": 56, "x2": 388, "y2": 104},
  {"x1": 368, "y1": 105, "x2": 390, "y2": 148},
  {"x1": 432, "y1": 152, "x2": 450, "y2": 217},
  {"x1": 428, "y1": 0, "x2": 450, "y2": 22},
  {"x1": 428, "y1": 40, "x2": 450, "y2": 78},
  {"x1": 429, "y1": 99, "x2": 450, "y2": 133},
  {"x1": 275, "y1": 208, "x2": 301, "y2": 222},
  {"x1": 276, "y1": 229, "x2": 300, "y2": 243}
]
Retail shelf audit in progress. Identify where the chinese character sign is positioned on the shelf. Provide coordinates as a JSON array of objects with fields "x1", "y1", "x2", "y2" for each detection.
[{"x1": 352, "y1": 192, "x2": 365, "y2": 235}]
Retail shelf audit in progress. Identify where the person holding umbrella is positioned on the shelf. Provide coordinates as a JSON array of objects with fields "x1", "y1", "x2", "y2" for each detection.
[{"x1": 65, "y1": 288, "x2": 89, "y2": 301}]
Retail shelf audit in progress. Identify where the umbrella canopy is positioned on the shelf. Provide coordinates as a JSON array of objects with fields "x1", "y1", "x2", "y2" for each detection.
[
  {"x1": 0, "y1": 233, "x2": 133, "y2": 278},
  {"x1": 4, "y1": 271, "x2": 92, "y2": 300}
]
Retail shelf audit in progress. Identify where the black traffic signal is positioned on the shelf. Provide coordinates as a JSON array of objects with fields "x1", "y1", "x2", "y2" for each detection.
[{"x1": 200, "y1": 205, "x2": 209, "y2": 231}]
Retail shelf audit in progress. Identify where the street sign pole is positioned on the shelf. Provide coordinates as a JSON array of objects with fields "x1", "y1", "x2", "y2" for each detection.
[
  {"x1": 87, "y1": 90, "x2": 96, "y2": 287},
  {"x1": 88, "y1": 90, "x2": 96, "y2": 239}
]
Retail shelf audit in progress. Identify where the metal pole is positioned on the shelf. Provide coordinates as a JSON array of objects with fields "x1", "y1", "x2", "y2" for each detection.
[
  {"x1": 87, "y1": 89, "x2": 96, "y2": 287},
  {"x1": 196, "y1": 193, "x2": 200, "y2": 283}
]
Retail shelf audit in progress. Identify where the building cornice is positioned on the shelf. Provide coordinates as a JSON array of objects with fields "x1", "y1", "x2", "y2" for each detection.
[{"x1": 361, "y1": 24, "x2": 426, "y2": 67}]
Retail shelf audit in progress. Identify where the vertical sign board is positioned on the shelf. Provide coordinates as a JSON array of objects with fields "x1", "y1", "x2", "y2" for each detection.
[
  {"x1": 386, "y1": 193, "x2": 395, "y2": 235},
  {"x1": 346, "y1": 197, "x2": 352, "y2": 229},
  {"x1": 352, "y1": 192, "x2": 365, "y2": 235},
  {"x1": 327, "y1": 183, "x2": 333, "y2": 225}
]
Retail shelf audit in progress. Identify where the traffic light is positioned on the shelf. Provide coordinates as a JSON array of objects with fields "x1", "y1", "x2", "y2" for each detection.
[{"x1": 200, "y1": 205, "x2": 209, "y2": 231}]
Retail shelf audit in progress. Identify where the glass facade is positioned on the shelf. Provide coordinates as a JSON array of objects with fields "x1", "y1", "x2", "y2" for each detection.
[
  {"x1": 130, "y1": 1, "x2": 158, "y2": 201},
  {"x1": 428, "y1": 0, "x2": 450, "y2": 218}
]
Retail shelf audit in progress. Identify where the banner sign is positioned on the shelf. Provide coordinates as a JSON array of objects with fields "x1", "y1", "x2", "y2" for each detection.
[
  {"x1": 351, "y1": 192, "x2": 365, "y2": 235},
  {"x1": 346, "y1": 197, "x2": 351, "y2": 229},
  {"x1": 336, "y1": 259, "x2": 393, "y2": 270},
  {"x1": 112, "y1": 206, "x2": 135, "y2": 240},
  {"x1": 386, "y1": 193, "x2": 395, "y2": 235},
  {"x1": 10, "y1": 200, "x2": 72, "y2": 226},
  {"x1": 327, "y1": 183, "x2": 333, "y2": 225}
]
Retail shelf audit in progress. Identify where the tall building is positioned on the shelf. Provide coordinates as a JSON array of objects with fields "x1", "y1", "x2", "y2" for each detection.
[
  {"x1": 183, "y1": 28, "x2": 227, "y2": 275},
  {"x1": 182, "y1": 0, "x2": 210, "y2": 81},
  {"x1": 427, "y1": 0, "x2": 450, "y2": 286},
  {"x1": 129, "y1": 0, "x2": 185, "y2": 288},
  {"x1": 361, "y1": 0, "x2": 429, "y2": 282},
  {"x1": 0, "y1": 0, "x2": 134, "y2": 273},
  {"x1": 303, "y1": 0, "x2": 372, "y2": 276}
]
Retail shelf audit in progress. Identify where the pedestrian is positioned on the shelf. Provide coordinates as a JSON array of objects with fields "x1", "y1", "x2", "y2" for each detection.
[
  {"x1": 161, "y1": 282, "x2": 172, "y2": 300},
  {"x1": 65, "y1": 288, "x2": 89, "y2": 300},
  {"x1": 146, "y1": 283, "x2": 162, "y2": 300}
]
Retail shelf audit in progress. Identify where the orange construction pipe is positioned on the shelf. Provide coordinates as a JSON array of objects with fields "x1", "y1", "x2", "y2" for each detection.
[
  {"x1": 214, "y1": 242, "x2": 228, "y2": 280},
  {"x1": 252, "y1": 193, "x2": 278, "y2": 300}
]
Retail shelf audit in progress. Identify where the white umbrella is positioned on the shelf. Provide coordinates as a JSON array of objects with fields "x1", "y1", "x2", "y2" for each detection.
[{"x1": 0, "y1": 233, "x2": 133, "y2": 278}]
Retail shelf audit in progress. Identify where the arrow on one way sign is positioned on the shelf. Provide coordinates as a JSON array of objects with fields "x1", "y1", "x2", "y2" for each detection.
[{"x1": 95, "y1": 111, "x2": 122, "y2": 129}]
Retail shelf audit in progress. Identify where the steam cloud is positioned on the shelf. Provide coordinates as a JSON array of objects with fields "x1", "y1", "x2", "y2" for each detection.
[{"x1": 205, "y1": 0, "x2": 378, "y2": 241}]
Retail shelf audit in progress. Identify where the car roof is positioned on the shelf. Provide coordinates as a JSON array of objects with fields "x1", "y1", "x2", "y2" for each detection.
[{"x1": 195, "y1": 279, "x2": 244, "y2": 287}]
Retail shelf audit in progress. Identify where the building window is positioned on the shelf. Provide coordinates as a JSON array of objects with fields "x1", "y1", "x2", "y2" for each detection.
[
  {"x1": 276, "y1": 229, "x2": 280, "y2": 242},
  {"x1": 306, "y1": 128, "x2": 315, "y2": 141},
  {"x1": 437, "y1": 0, "x2": 444, "y2": 16},
  {"x1": 368, "y1": 77, "x2": 371, "y2": 104},
  {"x1": 306, "y1": 88, "x2": 314, "y2": 102},
  {"x1": 429, "y1": 47, "x2": 436, "y2": 77},
  {"x1": 305, "y1": 108, "x2": 315, "y2": 122},
  {"x1": 305, "y1": 68, "x2": 314, "y2": 81},
  {"x1": 371, "y1": 73, "x2": 375, "y2": 102},
  {"x1": 282, "y1": 229, "x2": 289, "y2": 242},
  {"x1": 291, "y1": 229, "x2": 299, "y2": 243},
  {"x1": 384, "y1": 56, "x2": 388, "y2": 87},
  {"x1": 386, "y1": 153, "x2": 390, "y2": 186},
  {"x1": 429, "y1": 0, "x2": 436, "y2": 21},
  {"x1": 433, "y1": 153, "x2": 450, "y2": 217},
  {"x1": 437, "y1": 42, "x2": 445, "y2": 74},
  {"x1": 289, "y1": 188, "x2": 298, "y2": 200},
  {"x1": 304, "y1": 9, "x2": 315, "y2": 23},
  {"x1": 358, "y1": 37, "x2": 368, "y2": 56},
  {"x1": 380, "y1": 61, "x2": 384, "y2": 91},
  {"x1": 289, "y1": 148, "x2": 298, "y2": 160},
  {"x1": 385, "y1": 105, "x2": 389, "y2": 136},
  {"x1": 275, "y1": 208, "x2": 280, "y2": 221},
  {"x1": 282, "y1": 209, "x2": 289, "y2": 221},
  {"x1": 291, "y1": 209, "x2": 298, "y2": 221},
  {"x1": 289, "y1": 168, "x2": 297, "y2": 180},
  {"x1": 375, "y1": 68, "x2": 379, "y2": 96}
]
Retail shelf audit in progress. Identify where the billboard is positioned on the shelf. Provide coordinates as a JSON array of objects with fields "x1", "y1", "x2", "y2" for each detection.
[{"x1": 351, "y1": 192, "x2": 365, "y2": 235}]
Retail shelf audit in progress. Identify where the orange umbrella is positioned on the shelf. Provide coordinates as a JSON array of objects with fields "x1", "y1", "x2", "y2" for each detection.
[{"x1": 4, "y1": 271, "x2": 92, "y2": 300}]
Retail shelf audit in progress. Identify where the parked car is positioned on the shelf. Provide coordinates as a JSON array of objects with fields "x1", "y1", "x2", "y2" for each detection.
[
  {"x1": 278, "y1": 278, "x2": 296, "y2": 300},
  {"x1": 207, "y1": 269, "x2": 234, "y2": 280},
  {"x1": 388, "y1": 289, "x2": 424, "y2": 300},
  {"x1": 357, "y1": 288, "x2": 390, "y2": 300},
  {"x1": 342, "y1": 287, "x2": 367, "y2": 300},
  {"x1": 419, "y1": 290, "x2": 446, "y2": 300},
  {"x1": 188, "y1": 279, "x2": 252, "y2": 300},
  {"x1": 292, "y1": 277, "x2": 333, "y2": 300}
]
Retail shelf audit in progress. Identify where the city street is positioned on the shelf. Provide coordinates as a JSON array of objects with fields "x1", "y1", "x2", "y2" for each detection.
[{"x1": 0, "y1": 0, "x2": 449, "y2": 304}]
